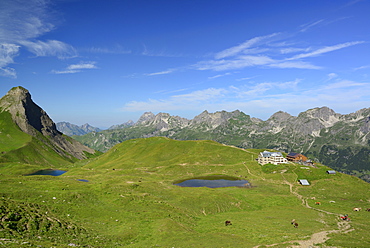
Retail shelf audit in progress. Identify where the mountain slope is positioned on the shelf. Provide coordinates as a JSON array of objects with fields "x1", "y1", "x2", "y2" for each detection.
[{"x1": 0, "y1": 86, "x2": 98, "y2": 164}]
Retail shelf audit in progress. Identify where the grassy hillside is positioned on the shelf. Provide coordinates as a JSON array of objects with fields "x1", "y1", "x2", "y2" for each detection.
[
  {"x1": 1, "y1": 137, "x2": 369, "y2": 247},
  {"x1": 0, "y1": 107, "x2": 100, "y2": 168},
  {"x1": 0, "y1": 111, "x2": 31, "y2": 152}
]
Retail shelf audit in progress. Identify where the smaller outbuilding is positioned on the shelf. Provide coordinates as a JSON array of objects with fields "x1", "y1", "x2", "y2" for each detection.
[
  {"x1": 298, "y1": 179, "x2": 310, "y2": 186},
  {"x1": 287, "y1": 152, "x2": 308, "y2": 162},
  {"x1": 326, "y1": 170, "x2": 336, "y2": 174}
]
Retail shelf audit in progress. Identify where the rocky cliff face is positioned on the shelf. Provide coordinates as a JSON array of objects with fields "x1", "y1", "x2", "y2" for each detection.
[{"x1": 0, "y1": 86, "x2": 96, "y2": 160}]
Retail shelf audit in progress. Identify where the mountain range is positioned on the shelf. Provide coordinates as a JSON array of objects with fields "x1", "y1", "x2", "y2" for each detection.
[
  {"x1": 72, "y1": 108, "x2": 370, "y2": 182},
  {"x1": 56, "y1": 122, "x2": 102, "y2": 136}
]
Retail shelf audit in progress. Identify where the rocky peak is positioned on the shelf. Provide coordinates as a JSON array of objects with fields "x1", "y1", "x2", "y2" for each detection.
[
  {"x1": 0, "y1": 86, "x2": 29, "y2": 108},
  {"x1": 145, "y1": 113, "x2": 189, "y2": 131},
  {"x1": 136, "y1": 112, "x2": 156, "y2": 125},
  {"x1": 268, "y1": 111, "x2": 292, "y2": 122},
  {"x1": 192, "y1": 110, "x2": 240, "y2": 127},
  {"x1": 303, "y1": 107, "x2": 339, "y2": 120},
  {"x1": 0, "y1": 86, "x2": 58, "y2": 137},
  {"x1": 0, "y1": 86, "x2": 96, "y2": 160},
  {"x1": 296, "y1": 107, "x2": 342, "y2": 129}
]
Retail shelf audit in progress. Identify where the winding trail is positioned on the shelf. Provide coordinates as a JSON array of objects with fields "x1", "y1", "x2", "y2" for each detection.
[{"x1": 242, "y1": 162, "x2": 355, "y2": 248}]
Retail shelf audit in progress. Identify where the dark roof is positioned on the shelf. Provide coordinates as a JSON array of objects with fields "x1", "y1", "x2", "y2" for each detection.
[{"x1": 287, "y1": 152, "x2": 299, "y2": 157}]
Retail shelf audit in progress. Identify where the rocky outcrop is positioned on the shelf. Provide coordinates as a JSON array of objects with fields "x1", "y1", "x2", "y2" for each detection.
[
  {"x1": 136, "y1": 112, "x2": 156, "y2": 124},
  {"x1": 0, "y1": 86, "x2": 96, "y2": 160}
]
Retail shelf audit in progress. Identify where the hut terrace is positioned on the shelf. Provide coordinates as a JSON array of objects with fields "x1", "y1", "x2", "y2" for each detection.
[{"x1": 258, "y1": 151, "x2": 288, "y2": 165}]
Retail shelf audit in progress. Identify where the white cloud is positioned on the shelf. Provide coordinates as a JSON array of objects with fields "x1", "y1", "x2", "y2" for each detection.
[
  {"x1": 146, "y1": 69, "x2": 176, "y2": 76},
  {"x1": 171, "y1": 88, "x2": 225, "y2": 102},
  {"x1": 269, "y1": 61, "x2": 322, "y2": 69},
  {"x1": 208, "y1": 73, "x2": 231, "y2": 79},
  {"x1": 0, "y1": 67, "x2": 17, "y2": 78},
  {"x1": 232, "y1": 79, "x2": 301, "y2": 98},
  {"x1": 0, "y1": 0, "x2": 76, "y2": 77},
  {"x1": 191, "y1": 33, "x2": 364, "y2": 73},
  {"x1": 0, "y1": 0, "x2": 54, "y2": 42},
  {"x1": 51, "y1": 69, "x2": 81, "y2": 74},
  {"x1": 0, "y1": 43, "x2": 20, "y2": 78},
  {"x1": 196, "y1": 55, "x2": 275, "y2": 71},
  {"x1": 122, "y1": 88, "x2": 226, "y2": 112},
  {"x1": 236, "y1": 76, "x2": 256, "y2": 81},
  {"x1": 51, "y1": 61, "x2": 98, "y2": 74},
  {"x1": 88, "y1": 46, "x2": 131, "y2": 54},
  {"x1": 67, "y1": 62, "x2": 97, "y2": 70},
  {"x1": 280, "y1": 47, "x2": 310, "y2": 54},
  {"x1": 322, "y1": 80, "x2": 367, "y2": 90},
  {"x1": 0, "y1": 43, "x2": 20, "y2": 67},
  {"x1": 299, "y1": 19, "x2": 324, "y2": 32},
  {"x1": 327, "y1": 73, "x2": 338, "y2": 81},
  {"x1": 289, "y1": 41, "x2": 364, "y2": 60},
  {"x1": 121, "y1": 77, "x2": 370, "y2": 120},
  {"x1": 20, "y1": 40, "x2": 77, "y2": 59},
  {"x1": 354, "y1": 64, "x2": 370, "y2": 70},
  {"x1": 215, "y1": 33, "x2": 279, "y2": 59}
]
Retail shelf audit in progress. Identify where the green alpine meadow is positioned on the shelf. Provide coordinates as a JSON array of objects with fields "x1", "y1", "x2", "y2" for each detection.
[{"x1": 1, "y1": 87, "x2": 370, "y2": 247}]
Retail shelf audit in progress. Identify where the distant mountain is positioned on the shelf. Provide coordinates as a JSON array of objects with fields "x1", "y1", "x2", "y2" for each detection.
[
  {"x1": 107, "y1": 120, "x2": 134, "y2": 130},
  {"x1": 56, "y1": 122, "x2": 102, "y2": 136},
  {"x1": 0, "y1": 86, "x2": 98, "y2": 164},
  {"x1": 74, "y1": 107, "x2": 370, "y2": 182}
]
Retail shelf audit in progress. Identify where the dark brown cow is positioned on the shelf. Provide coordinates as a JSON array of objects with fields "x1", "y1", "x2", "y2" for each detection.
[
  {"x1": 291, "y1": 219, "x2": 298, "y2": 228},
  {"x1": 366, "y1": 208, "x2": 370, "y2": 212},
  {"x1": 225, "y1": 220, "x2": 232, "y2": 226}
]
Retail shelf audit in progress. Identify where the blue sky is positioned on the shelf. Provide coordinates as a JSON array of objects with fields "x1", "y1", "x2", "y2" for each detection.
[{"x1": 0, "y1": 0, "x2": 369, "y2": 128}]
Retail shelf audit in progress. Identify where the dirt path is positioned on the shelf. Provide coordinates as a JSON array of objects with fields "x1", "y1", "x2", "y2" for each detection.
[
  {"x1": 236, "y1": 147, "x2": 354, "y2": 247},
  {"x1": 243, "y1": 162, "x2": 266, "y2": 181},
  {"x1": 253, "y1": 172, "x2": 354, "y2": 248}
]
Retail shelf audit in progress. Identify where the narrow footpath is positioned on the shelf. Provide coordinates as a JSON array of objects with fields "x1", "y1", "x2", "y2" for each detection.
[{"x1": 250, "y1": 169, "x2": 354, "y2": 248}]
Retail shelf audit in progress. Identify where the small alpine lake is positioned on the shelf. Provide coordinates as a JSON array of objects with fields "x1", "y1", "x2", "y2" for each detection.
[
  {"x1": 25, "y1": 169, "x2": 67, "y2": 176},
  {"x1": 173, "y1": 175, "x2": 250, "y2": 188}
]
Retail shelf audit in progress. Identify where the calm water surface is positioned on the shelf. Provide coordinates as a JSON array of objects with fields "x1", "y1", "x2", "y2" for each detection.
[
  {"x1": 25, "y1": 169, "x2": 67, "y2": 176},
  {"x1": 77, "y1": 179, "x2": 89, "y2": 182},
  {"x1": 174, "y1": 175, "x2": 250, "y2": 188}
]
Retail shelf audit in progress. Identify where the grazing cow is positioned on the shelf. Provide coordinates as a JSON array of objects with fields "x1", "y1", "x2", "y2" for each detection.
[
  {"x1": 291, "y1": 219, "x2": 298, "y2": 228},
  {"x1": 353, "y1": 207, "x2": 362, "y2": 211},
  {"x1": 225, "y1": 220, "x2": 232, "y2": 226},
  {"x1": 315, "y1": 202, "x2": 321, "y2": 205},
  {"x1": 341, "y1": 215, "x2": 350, "y2": 221},
  {"x1": 366, "y1": 208, "x2": 370, "y2": 212}
]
